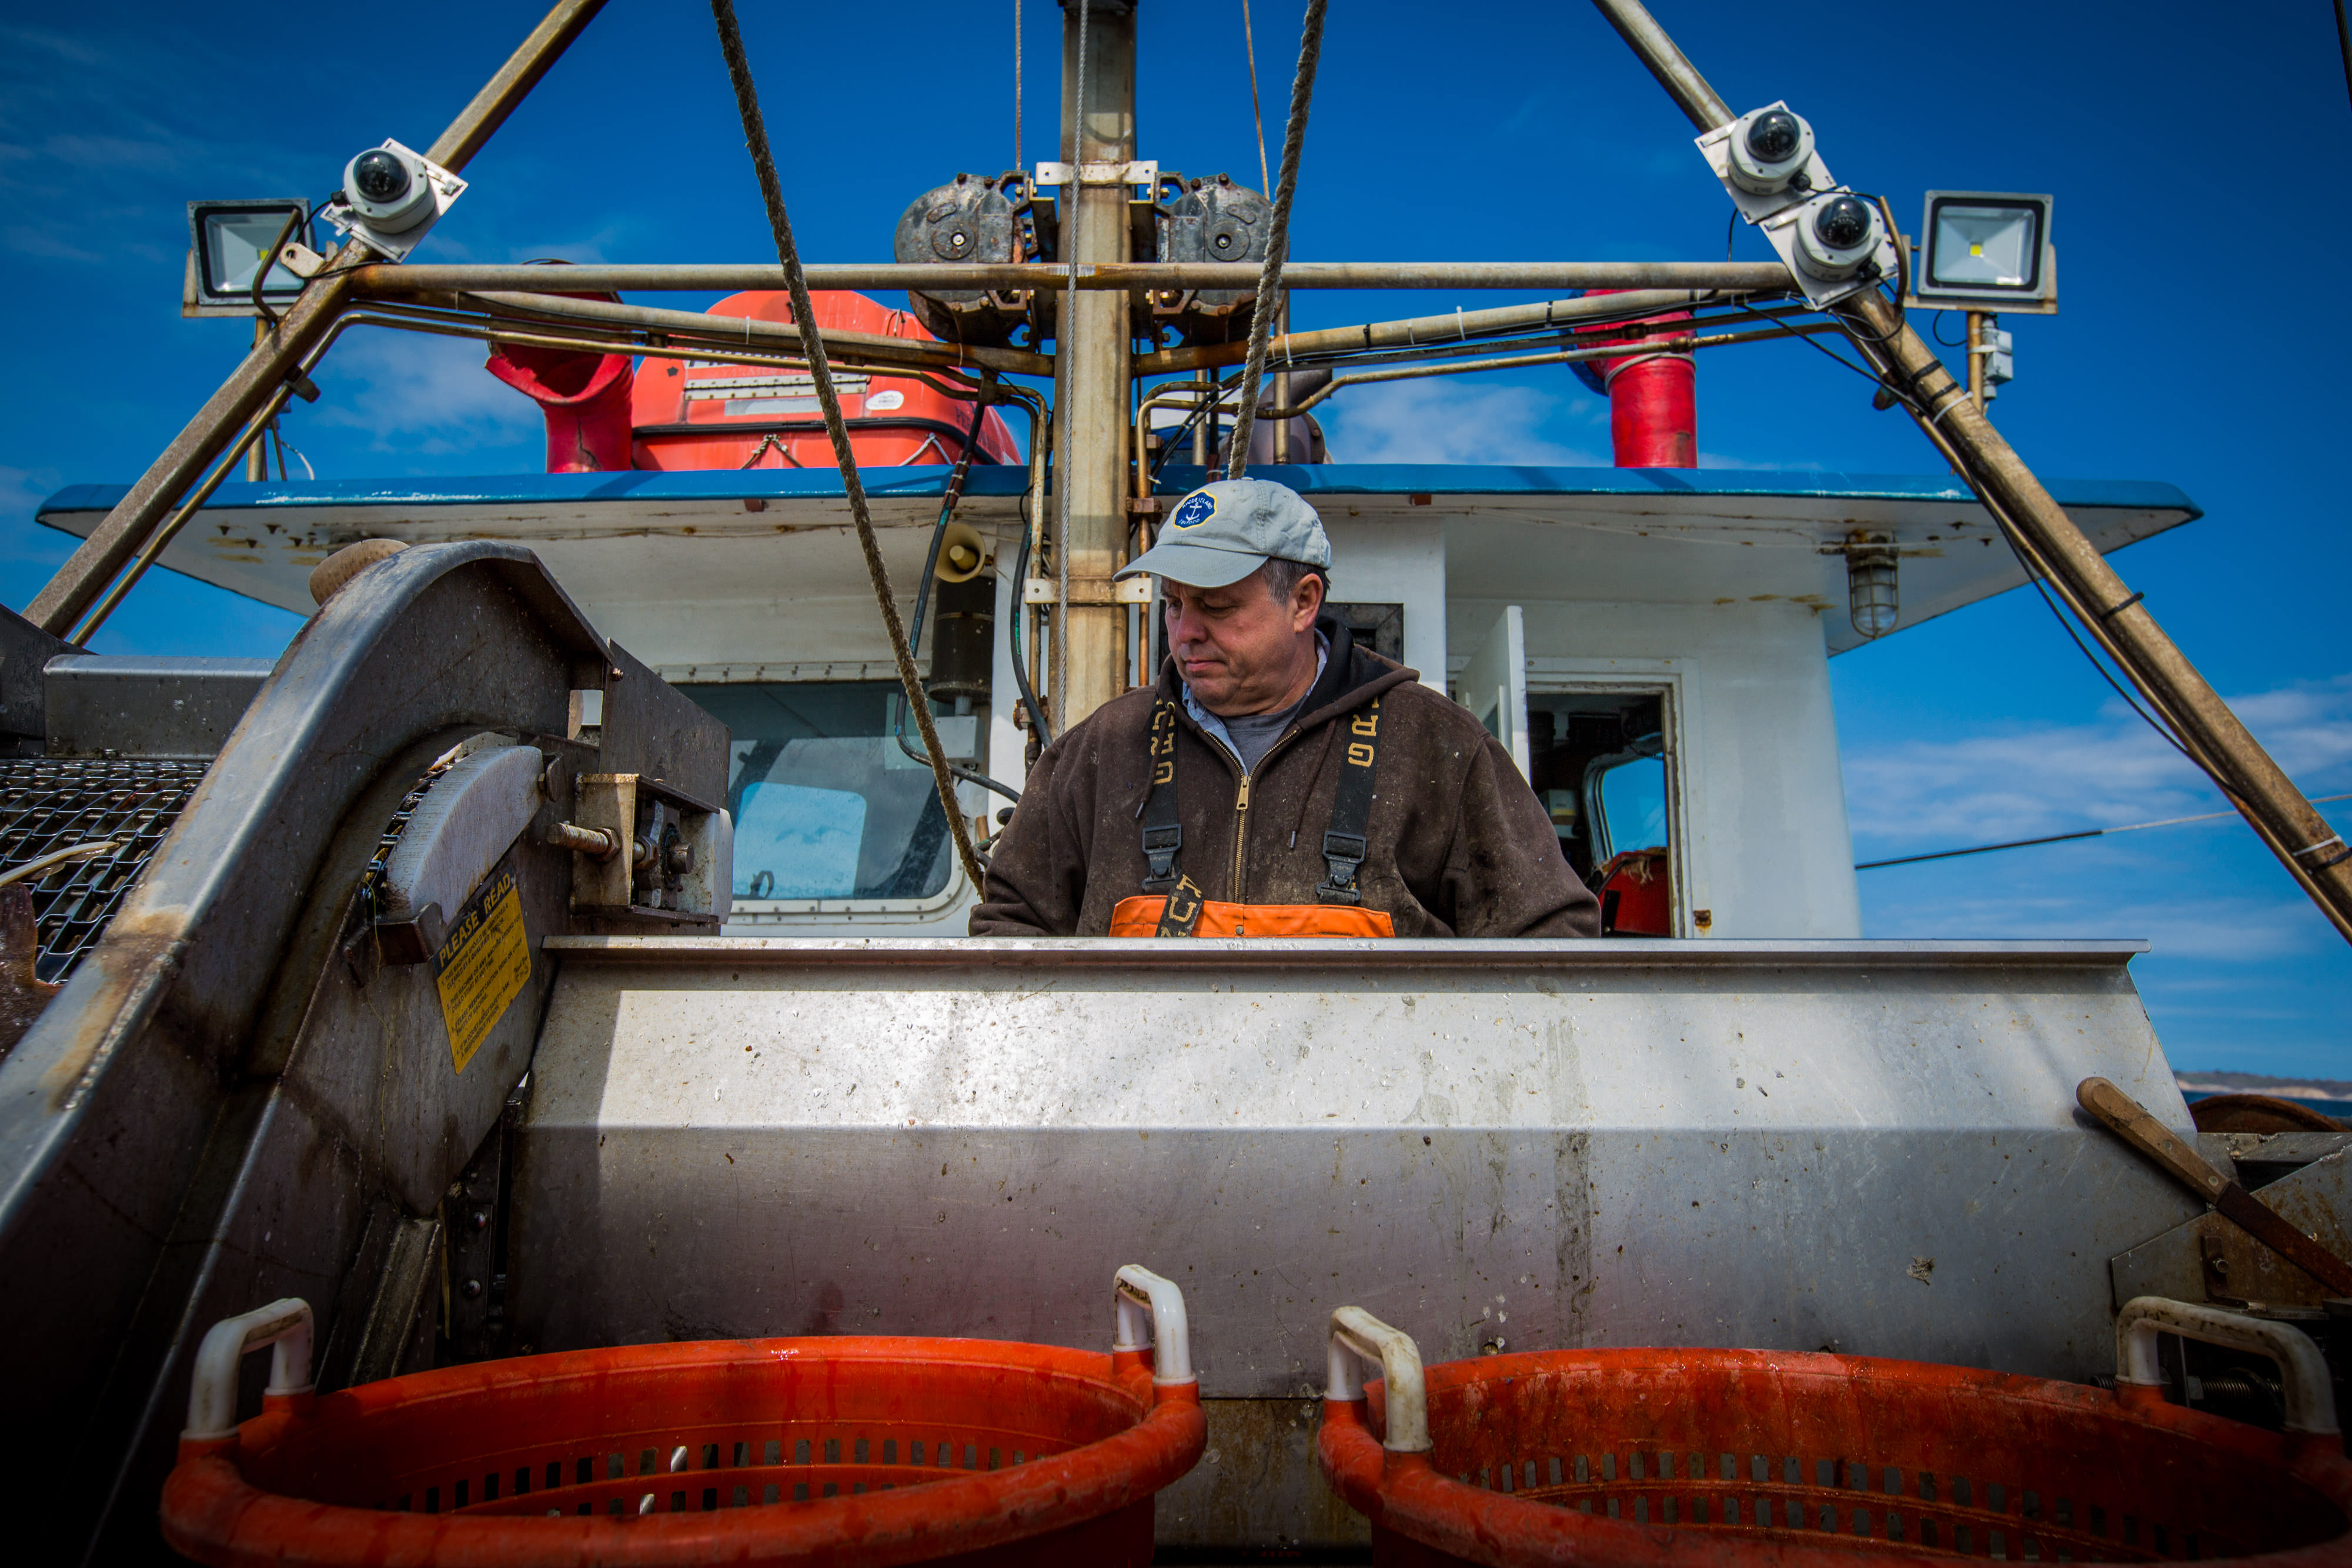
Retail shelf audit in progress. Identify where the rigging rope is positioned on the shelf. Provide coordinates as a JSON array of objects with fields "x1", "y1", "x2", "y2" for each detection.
[
  {"x1": 707, "y1": 0, "x2": 987, "y2": 892},
  {"x1": 1225, "y1": 0, "x2": 1328, "y2": 479}
]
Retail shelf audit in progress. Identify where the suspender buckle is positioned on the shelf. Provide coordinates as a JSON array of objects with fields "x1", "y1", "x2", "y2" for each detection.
[
  {"x1": 1317, "y1": 830, "x2": 1367, "y2": 905},
  {"x1": 1141, "y1": 824, "x2": 1183, "y2": 890}
]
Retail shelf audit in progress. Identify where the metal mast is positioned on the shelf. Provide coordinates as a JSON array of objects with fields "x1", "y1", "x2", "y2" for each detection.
[{"x1": 1050, "y1": 0, "x2": 1140, "y2": 731}]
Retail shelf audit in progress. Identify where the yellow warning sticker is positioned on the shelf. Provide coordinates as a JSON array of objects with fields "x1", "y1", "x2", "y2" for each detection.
[{"x1": 433, "y1": 867, "x2": 531, "y2": 1076}]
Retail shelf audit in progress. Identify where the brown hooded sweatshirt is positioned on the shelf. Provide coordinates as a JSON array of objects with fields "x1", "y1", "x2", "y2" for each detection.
[{"x1": 970, "y1": 616, "x2": 1602, "y2": 938}]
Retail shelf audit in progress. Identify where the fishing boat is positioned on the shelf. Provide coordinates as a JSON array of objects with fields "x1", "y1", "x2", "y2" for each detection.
[{"x1": 4, "y1": 1, "x2": 2346, "y2": 1560}]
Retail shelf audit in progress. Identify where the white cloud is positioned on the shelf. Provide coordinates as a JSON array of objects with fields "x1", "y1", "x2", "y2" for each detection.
[
  {"x1": 1318, "y1": 379, "x2": 1605, "y2": 466},
  {"x1": 310, "y1": 332, "x2": 541, "y2": 456},
  {"x1": 1843, "y1": 674, "x2": 2352, "y2": 850},
  {"x1": 1864, "y1": 881, "x2": 2328, "y2": 962}
]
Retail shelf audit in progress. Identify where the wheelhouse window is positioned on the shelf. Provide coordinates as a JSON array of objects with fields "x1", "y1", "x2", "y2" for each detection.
[
  {"x1": 1528, "y1": 691, "x2": 1674, "y2": 935},
  {"x1": 679, "y1": 681, "x2": 965, "y2": 902}
]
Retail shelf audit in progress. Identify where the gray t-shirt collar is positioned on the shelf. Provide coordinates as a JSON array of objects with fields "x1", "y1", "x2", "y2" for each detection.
[{"x1": 1182, "y1": 631, "x2": 1329, "y2": 775}]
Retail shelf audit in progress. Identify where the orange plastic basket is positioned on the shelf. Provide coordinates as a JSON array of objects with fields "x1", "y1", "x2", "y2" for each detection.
[
  {"x1": 1316, "y1": 1297, "x2": 2352, "y2": 1568},
  {"x1": 162, "y1": 1266, "x2": 1205, "y2": 1567}
]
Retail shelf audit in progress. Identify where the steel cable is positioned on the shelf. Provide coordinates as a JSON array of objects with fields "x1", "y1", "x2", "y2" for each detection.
[
  {"x1": 708, "y1": 0, "x2": 986, "y2": 891},
  {"x1": 1225, "y1": 0, "x2": 1329, "y2": 478}
]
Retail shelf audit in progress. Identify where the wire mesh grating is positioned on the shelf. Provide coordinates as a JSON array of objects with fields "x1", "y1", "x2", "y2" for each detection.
[{"x1": 1, "y1": 757, "x2": 207, "y2": 983}]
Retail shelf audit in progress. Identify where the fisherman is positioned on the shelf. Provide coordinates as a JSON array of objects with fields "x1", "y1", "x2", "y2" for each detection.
[{"x1": 971, "y1": 478, "x2": 1601, "y2": 938}]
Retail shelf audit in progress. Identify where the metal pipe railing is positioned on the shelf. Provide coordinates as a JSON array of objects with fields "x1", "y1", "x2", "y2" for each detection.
[
  {"x1": 353, "y1": 260, "x2": 1798, "y2": 296},
  {"x1": 1134, "y1": 286, "x2": 1781, "y2": 375}
]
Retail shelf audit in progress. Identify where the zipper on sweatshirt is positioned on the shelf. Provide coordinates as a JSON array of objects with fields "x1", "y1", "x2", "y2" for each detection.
[{"x1": 1230, "y1": 771, "x2": 1252, "y2": 901}]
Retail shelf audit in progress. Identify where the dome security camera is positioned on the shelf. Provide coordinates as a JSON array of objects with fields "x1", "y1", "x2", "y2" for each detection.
[
  {"x1": 1792, "y1": 193, "x2": 1882, "y2": 283},
  {"x1": 321, "y1": 139, "x2": 466, "y2": 261},
  {"x1": 342, "y1": 145, "x2": 435, "y2": 232},
  {"x1": 1725, "y1": 106, "x2": 1815, "y2": 197}
]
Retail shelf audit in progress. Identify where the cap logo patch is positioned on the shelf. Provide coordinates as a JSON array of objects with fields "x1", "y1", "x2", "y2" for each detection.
[{"x1": 1170, "y1": 492, "x2": 1217, "y2": 530}]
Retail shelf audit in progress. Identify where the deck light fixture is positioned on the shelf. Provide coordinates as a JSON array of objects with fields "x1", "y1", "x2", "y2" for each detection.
[
  {"x1": 1845, "y1": 541, "x2": 1899, "y2": 639},
  {"x1": 1909, "y1": 192, "x2": 2056, "y2": 311},
  {"x1": 183, "y1": 200, "x2": 308, "y2": 316}
]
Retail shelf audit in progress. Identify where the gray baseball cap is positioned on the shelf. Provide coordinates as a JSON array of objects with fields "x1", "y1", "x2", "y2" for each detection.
[{"x1": 1114, "y1": 477, "x2": 1331, "y2": 590}]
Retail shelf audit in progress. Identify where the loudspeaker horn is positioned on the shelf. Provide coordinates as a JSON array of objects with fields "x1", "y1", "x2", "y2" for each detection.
[{"x1": 933, "y1": 520, "x2": 990, "y2": 583}]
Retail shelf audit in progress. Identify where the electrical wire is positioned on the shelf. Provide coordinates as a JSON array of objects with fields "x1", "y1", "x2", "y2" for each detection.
[
  {"x1": 1241, "y1": 0, "x2": 1271, "y2": 199},
  {"x1": 1830, "y1": 295, "x2": 2199, "y2": 765},
  {"x1": 1007, "y1": 486, "x2": 1054, "y2": 748},
  {"x1": 894, "y1": 385, "x2": 1025, "y2": 805},
  {"x1": 1856, "y1": 794, "x2": 2352, "y2": 871}
]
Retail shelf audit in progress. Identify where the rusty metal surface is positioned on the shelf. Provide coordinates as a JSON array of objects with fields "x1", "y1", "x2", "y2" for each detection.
[{"x1": 510, "y1": 937, "x2": 2200, "y2": 1546}]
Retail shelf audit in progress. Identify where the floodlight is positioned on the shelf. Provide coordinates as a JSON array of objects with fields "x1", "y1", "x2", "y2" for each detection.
[
  {"x1": 185, "y1": 200, "x2": 308, "y2": 313},
  {"x1": 1911, "y1": 192, "x2": 2056, "y2": 309}
]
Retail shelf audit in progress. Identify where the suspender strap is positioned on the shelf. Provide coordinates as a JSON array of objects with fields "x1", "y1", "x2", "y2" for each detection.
[
  {"x1": 1141, "y1": 694, "x2": 1205, "y2": 935},
  {"x1": 1317, "y1": 695, "x2": 1382, "y2": 905},
  {"x1": 1141, "y1": 687, "x2": 1381, "y2": 927}
]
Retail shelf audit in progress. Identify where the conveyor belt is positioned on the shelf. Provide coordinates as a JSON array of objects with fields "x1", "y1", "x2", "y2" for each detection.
[{"x1": 0, "y1": 757, "x2": 206, "y2": 982}]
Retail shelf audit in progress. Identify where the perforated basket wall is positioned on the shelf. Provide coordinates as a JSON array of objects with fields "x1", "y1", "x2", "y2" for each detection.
[
  {"x1": 1319, "y1": 1347, "x2": 2352, "y2": 1568},
  {"x1": 163, "y1": 1335, "x2": 1204, "y2": 1567}
]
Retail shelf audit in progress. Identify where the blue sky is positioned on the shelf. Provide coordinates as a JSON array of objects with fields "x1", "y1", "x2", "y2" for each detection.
[{"x1": 2, "y1": 0, "x2": 2346, "y2": 1075}]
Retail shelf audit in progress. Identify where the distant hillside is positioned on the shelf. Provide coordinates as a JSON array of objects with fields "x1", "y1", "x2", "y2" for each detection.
[{"x1": 2177, "y1": 1068, "x2": 2352, "y2": 1101}]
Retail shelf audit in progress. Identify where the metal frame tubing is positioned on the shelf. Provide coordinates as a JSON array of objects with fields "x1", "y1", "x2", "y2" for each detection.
[
  {"x1": 23, "y1": 0, "x2": 608, "y2": 638},
  {"x1": 460, "y1": 289, "x2": 1052, "y2": 376},
  {"x1": 358, "y1": 259, "x2": 1798, "y2": 296},
  {"x1": 1588, "y1": 0, "x2": 2352, "y2": 941},
  {"x1": 1135, "y1": 287, "x2": 1779, "y2": 376}
]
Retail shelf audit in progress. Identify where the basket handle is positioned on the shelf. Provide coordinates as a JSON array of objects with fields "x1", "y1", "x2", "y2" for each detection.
[
  {"x1": 185, "y1": 1298, "x2": 315, "y2": 1442},
  {"x1": 2115, "y1": 1295, "x2": 2339, "y2": 1436},
  {"x1": 1325, "y1": 1306, "x2": 1432, "y2": 1453},
  {"x1": 1113, "y1": 1265, "x2": 1195, "y2": 1386}
]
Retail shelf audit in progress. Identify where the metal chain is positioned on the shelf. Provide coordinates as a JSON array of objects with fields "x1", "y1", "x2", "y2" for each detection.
[
  {"x1": 708, "y1": 0, "x2": 987, "y2": 892},
  {"x1": 1226, "y1": 0, "x2": 1329, "y2": 478},
  {"x1": 357, "y1": 757, "x2": 456, "y2": 928}
]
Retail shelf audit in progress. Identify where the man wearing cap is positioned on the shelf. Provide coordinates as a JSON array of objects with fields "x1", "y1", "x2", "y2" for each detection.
[{"x1": 971, "y1": 478, "x2": 1599, "y2": 939}]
